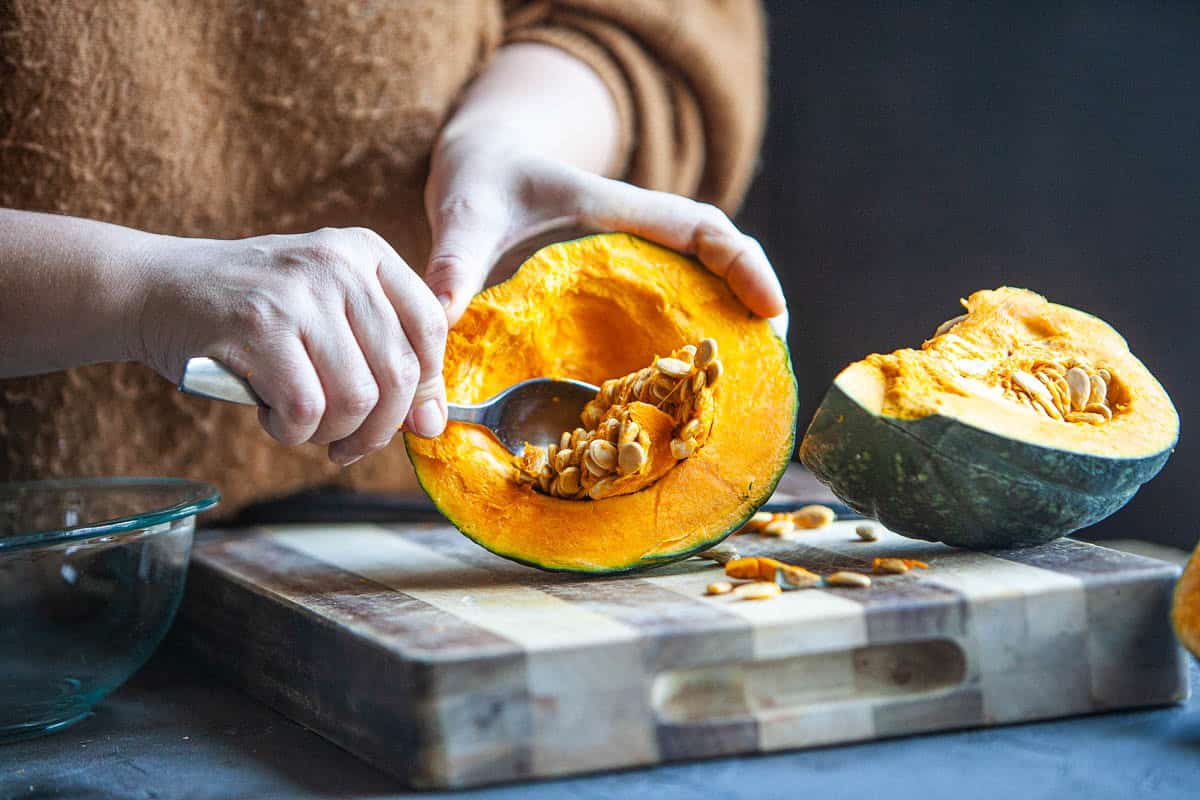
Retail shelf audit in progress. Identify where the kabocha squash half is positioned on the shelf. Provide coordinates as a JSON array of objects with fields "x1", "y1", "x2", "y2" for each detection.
[
  {"x1": 406, "y1": 233, "x2": 798, "y2": 573},
  {"x1": 800, "y1": 288, "x2": 1177, "y2": 549}
]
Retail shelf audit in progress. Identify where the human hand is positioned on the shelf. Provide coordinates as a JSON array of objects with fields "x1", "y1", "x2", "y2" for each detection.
[
  {"x1": 423, "y1": 133, "x2": 789, "y2": 335},
  {"x1": 132, "y1": 228, "x2": 448, "y2": 465}
]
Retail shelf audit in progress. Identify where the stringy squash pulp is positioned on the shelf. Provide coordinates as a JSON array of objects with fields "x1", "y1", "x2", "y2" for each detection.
[{"x1": 407, "y1": 234, "x2": 797, "y2": 573}]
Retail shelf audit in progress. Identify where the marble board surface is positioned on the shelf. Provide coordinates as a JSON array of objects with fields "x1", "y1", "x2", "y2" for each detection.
[{"x1": 178, "y1": 518, "x2": 1189, "y2": 789}]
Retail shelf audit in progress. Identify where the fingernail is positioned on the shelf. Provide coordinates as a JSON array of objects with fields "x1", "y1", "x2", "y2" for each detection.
[
  {"x1": 436, "y1": 293, "x2": 452, "y2": 310},
  {"x1": 411, "y1": 398, "x2": 446, "y2": 438},
  {"x1": 333, "y1": 453, "x2": 363, "y2": 467}
]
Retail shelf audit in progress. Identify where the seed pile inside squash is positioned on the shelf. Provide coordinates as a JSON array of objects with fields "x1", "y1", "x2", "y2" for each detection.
[
  {"x1": 913, "y1": 307, "x2": 1124, "y2": 428},
  {"x1": 513, "y1": 338, "x2": 723, "y2": 500}
]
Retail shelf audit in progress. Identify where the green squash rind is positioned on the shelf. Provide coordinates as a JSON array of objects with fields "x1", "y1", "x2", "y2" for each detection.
[
  {"x1": 799, "y1": 380, "x2": 1174, "y2": 549},
  {"x1": 406, "y1": 234, "x2": 799, "y2": 574}
]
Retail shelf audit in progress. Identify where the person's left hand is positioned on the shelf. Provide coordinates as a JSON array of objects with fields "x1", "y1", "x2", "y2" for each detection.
[{"x1": 423, "y1": 133, "x2": 789, "y2": 336}]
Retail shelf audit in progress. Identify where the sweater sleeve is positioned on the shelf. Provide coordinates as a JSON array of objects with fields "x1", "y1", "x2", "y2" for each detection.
[{"x1": 503, "y1": 0, "x2": 767, "y2": 214}]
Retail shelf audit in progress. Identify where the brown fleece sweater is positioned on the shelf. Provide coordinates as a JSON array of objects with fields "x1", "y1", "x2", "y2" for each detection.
[{"x1": 0, "y1": 0, "x2": 766, "y2": 513}]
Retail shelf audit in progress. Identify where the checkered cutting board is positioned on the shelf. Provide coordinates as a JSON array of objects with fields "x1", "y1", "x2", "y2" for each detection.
[{"x1": 179, "y1": 519, "x2": 1188, "y2": 789}]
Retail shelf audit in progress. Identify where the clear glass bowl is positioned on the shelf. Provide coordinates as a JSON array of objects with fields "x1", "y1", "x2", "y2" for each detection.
[{"x1": 0, "y1": 478, "x2": 219, "y2": 742}]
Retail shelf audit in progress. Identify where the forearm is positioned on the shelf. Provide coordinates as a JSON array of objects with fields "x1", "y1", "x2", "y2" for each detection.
[
  {"x1": 0, "y1": 210, "x2": 150, "y2": 378},
  {"x1": 437, "y1": 43, "x2": 621, "y2": 175}
]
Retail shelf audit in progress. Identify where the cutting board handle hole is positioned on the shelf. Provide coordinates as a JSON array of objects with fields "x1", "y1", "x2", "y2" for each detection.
[{"x1": 651, "y1": 638, "x2": 967, "y2": 723}]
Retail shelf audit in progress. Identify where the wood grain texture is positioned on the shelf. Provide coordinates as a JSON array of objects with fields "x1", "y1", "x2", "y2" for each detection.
[{"x1": 178, "y1": 520, "x2": 1190, "y2": 789}]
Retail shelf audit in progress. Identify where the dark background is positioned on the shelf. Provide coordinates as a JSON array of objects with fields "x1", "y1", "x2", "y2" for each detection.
[{"x1": 738, "y1": 2, "x2": 1198, "y2": 548}]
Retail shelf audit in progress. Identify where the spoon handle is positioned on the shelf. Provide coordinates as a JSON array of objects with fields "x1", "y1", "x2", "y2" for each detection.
[
  {"x1": 445, "y1": 403, "x2": 488, "y2": 425},
  {"x1": 180, "y1": 358, "x2": 261, "y2": 406},
  {"x1": 180, "y1": 357, "x2": 476, "y2": 417}
]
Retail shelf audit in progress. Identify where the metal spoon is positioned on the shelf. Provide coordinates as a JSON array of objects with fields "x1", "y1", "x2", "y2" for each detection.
[{"x1": 178, "y1": 357, "x2": 599, "y2": 455}]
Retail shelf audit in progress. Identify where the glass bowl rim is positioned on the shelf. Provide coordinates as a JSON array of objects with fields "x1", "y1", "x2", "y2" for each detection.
[{"x1": 0, "y1": 477, "x2": 220, "y2": 553}]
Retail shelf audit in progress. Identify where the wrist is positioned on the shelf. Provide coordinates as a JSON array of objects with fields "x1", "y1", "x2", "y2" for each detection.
[
  {"x1": 103, "y1": 228, "x2": 160, "y2": 367},
  {"x1": 438, "y1": 43, "x2": 620, "y2": 176}
]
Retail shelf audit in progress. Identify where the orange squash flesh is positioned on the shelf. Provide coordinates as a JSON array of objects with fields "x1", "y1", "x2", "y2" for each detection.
[
  {"x1": 1173, "y1": 546, "x2": 1200, "y2": 660},
  {"x1": 406, "y1": 234, "x2": 797, "y2": 573}
]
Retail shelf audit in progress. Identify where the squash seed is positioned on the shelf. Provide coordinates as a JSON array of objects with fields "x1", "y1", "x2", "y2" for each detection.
[
  {"x1": 778, "y1": 564, "x2": 821, "y2": 588},
  {"x1": 1066, "y1": 367, "x2": 1090, "y2": 411},
  {"x1": 587, "y1": 477, "x2": 614, "y2": 500},
  {"x1": 698, "y1": 543, "x2": 740, "y2": 565},
  {"x1": 873, "y1": 557, "x2": 910, "y2": 575},
  {"x1": 696, "y1": 338, "x2": 718, "y2": 369},
  {"x1": 691, "y1": 369, "x2": 707, "y2": 394},
  {"x1": 733, "y1": 581, "x2": 782, "y2": 600},
  {"x1": 792, "y1": 504, "x2": 836, "y2": 529},
  {"x1": 619, "y1": 420, "x2": 640, "y2": 446},
  {"x1": 618, "y1": 441, "x2": 647, "y2": 474},
  {"x1": 855, "y1": 524, "x2": 879, "y2": 542},
  {"x1": 557, "y1": 466, "x2": 581, "y2": 494},
  {"x1": 670, "y1": 438, "x2": 695, "y2": 460},
  {"x1": 933, "y1": 313, "x2": 967, "y2": 337},
  {"x1": 704, "y1": 360, "x2": 723, "y2": 386},
  {"x1": 706, "y1": 581, "x2": 733, "y2": 596},
  {"x1": 1088, "y1": 373, "x2": 1108, "y2": 407},
  {"x1": 656, "y1": 357, "x2": 692, "y2": 379},
  {"x1": 588, "y1": 439, "x2": 617, "y2": 471},
  {"x1": 740, "y1": 511, "x2": 773, "y2": 533},
  {"x1": 763, "y1": 518, "x2": 795, "y2": 537},
  {"x1": 826, "y1": 571, "x2": 872, "y2": 588}
]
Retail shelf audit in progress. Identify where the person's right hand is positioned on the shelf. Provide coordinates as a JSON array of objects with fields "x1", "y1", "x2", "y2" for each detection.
[{"x1": 132, "y1": 227, "x2": 448, "y2": 466}]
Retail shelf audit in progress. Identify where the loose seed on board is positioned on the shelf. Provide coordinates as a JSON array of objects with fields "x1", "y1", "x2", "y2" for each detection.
[
  {"x1": 706, "y1": 581, "x2": 733, "y2": 596},
  {"x1": 734, "y1": 581, "x2": 782, "y2": 600},
  {"x1": 873, "y1": 557, "x2": 910, "y2": 575},
  {"x1": 778, "y1": 564, "x2": 821, "y2": 588},
  {"x1": 738, "y1": 511, "x2": 773, "y2": 534},
  {"x1": 792, "y1": 504, "x2": 836, "y2": 529},
  {"x1": 698, "y1": 543, "x2": 739, "y2": 565},
  {"x1": 826, "y1": 571, "x2": 872, "y2": 588},
  {"x1": 855, "y1": 524, "x2": 879, "y2": 542},
  {"x1": 762, "y1": 518, "x2": 795, "y2": 537}
]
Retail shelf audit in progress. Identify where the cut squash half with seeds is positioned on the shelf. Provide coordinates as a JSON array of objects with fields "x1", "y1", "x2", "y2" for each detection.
[
  {"x1": 406, "y1": 233, "x2": 798, "y2": 573},
  {"x1": 800, "y1": 287, "x2": 1177, "y2": 549}
]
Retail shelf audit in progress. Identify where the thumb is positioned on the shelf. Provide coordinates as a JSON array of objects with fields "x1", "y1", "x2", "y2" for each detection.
[
  {"x1": 425, "y1": 204, "x2": 507, "y2": 326},
  {"x1": 405, "y1": 371, "x2": 448, "y2": 439}
]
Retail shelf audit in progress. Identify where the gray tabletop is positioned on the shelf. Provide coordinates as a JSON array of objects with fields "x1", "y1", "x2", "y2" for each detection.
[{"x1": 3, "y1": 634, "x2": 1199, "y2": 800}]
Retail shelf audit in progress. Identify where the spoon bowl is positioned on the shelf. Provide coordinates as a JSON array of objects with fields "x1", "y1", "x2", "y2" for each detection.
[{"x1": 447, "y1": 377, "x2": 600, "y2": 455}]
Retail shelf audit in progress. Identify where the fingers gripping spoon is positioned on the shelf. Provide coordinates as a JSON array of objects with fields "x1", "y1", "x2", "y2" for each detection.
[{"x1": 179, "y1": 357, "x2": 600, "y2": 455}]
